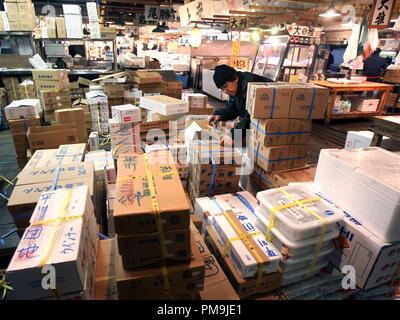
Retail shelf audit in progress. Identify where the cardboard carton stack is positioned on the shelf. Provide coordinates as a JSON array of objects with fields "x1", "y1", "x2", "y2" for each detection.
[
  {"x1": 55, "y1": 108, "x2": 87, "y2": 143},
  {"x1": 68, "y1": 82, "x2": 84, "y2": 100},
  {"x1": 103, "y1": 80, "x2": 125, "y2": 115},
  {"x1": 9, "y1": 117, "x2": 41, "y2": 170},
  {"x1": 313, "y1": 147, "x2": 400, "y2": 292},
  {"x1": 161, "y1": 81, "x2": 182, "y2": 99},
  {"x1": 114, "y1": 151, "x2": 205, "y2": 299},
  {"x1": 6, "y1": 186, "x2": 98, "y2": 300},
  {"x1": 39, "y1": 89, "x2": 72, "y2": 123},
  {"x1": 6, "y1": 143, "x2": 89, "y2": 232},
  {"x1": 123, "y1": 88, "x2": 142, "y2": 108},
  {"x1": 182, "y1": 93, "x2": 213, "y2": 116},
  {"x1": 109, "y1": 104, "x2": 142, "y2": 159},
  {"x1": 247, "y1": 82, "x2": 328, "y2": 177},
  {"x1": 188, "y1": 141, "x2": 242, "y2": 204},
  {"x1": 253, "y1": 183, "x2": 344, "y2": 288},
  {"x1": 85, "y1": 91, "x2": 109, "y2": 134},
  {"x1": 4, "y1": 0, "x2": 36, "y2": 32},
  {"x1": 84, "y1": 150, "x2": 116, "y2": 235},
  {"x1": 33, "y1": 69, "x2": 70, "y2": 91},
  {"x1": 126, "y1": 70, "x2": 163, "y2": 94},
  {"x1": 3, "y1": 77, "x2": 20, "y2": 103}
]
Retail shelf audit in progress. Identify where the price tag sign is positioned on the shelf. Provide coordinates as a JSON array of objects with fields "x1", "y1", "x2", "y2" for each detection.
[
  {"x1": 231, "y1": 41, "x2": 241, "y2": 57},
  {"x1": 229, "y1": 57, "x2": 249, "y2": 70}
]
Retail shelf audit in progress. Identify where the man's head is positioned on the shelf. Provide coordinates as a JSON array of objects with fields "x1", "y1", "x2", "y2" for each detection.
[{"x1": 213, "y1": 65, "x2": 239, "y2": 96}]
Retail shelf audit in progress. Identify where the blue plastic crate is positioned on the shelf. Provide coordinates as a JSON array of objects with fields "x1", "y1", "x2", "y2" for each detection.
[{"x1": 176, "y1": 74, "x2": 189, "y2": 89}]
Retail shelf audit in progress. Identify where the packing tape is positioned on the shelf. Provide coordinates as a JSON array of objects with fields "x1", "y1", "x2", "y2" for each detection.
[
  {"x1": 117, "y1": 171, "x2": 179, "y2": 182},
  {"x1": 221, "y1": 210, "x2": 263, "y2": 289},
  {"x1": 270, "y1": 87, "x2": 276, "y2": 118},
  {"x1": 0, "y1": 228, "x2": 17, "y2": 245},
  {"x1": 23, "y1": 119, "x2": 28, "y2": 133},
  {"x1": 50, "y1": 164, "x2": 62, "y2": 191},
  {"x1": 234, "y1": 192, "x2": 254, "y2": 214},
  {"x1": 143, "y1": 153, "x2": 170, "y2": 293},
  {"x1": 308, "y1": 88, "x2": 316, "y2": 120},
  {"x1": 266, "y1": 188, "x2": 325, "y2": 279}
]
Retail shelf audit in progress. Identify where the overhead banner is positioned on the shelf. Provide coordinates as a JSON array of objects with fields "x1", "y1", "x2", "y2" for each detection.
[{"x1": 369, "y1": 0, "x2": 395, "y2": 28}]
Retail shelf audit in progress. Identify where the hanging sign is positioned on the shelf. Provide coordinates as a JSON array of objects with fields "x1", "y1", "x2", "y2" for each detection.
[
  {"x1": 229, "y1": 57, "x2": 249, "y2": 70},
  {"x1": 229, "y1": 16, "x2": 249, "y2": 30},
  {"x1": 145, "y1": 5, "x2": 160, "y2": 21},
  {"x1": 369, "y1": 0, "x2": 395, "y2": 28},
  {"x1": 231, "y1": 41, "x2": 241, "y2": 56}
]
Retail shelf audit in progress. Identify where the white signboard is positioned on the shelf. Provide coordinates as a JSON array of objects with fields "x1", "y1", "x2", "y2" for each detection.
[{"x1": 369, "y1": 0, "x2": 395, "y2": 28}]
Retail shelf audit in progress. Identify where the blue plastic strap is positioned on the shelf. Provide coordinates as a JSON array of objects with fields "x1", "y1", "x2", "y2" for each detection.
[
  {"x1": 23, "y1": 119, "x2": 28, "y2": 133},
  {"x1": 12, "y1": 212, "x2": 33, "y2": 218},
  {"x1": 255, "y1": 141, "x2": 260, "y2": 165},
  {"x1": 98, "y1": 232, "x2": 109, "y2": 239},
  {"x1": 234, "y1": 192, "x2": 254, "y2": 214},
  {"x1": 211, "y1": 197, "x2": 224, "y2": 213},
  {"x1": 51, "y1": 164, "x2": 62, "y2": 191},
  {"x1": 249, "y1": 145, "x2": 307, "y2": 163},
  {"x1": 250, "y1": 121, "x2": 311, "y2": 136},
  {"x1": 0, "y1": 228, "x2": 17, "y2": 245},
  {"x1": 161, "y1": 141, "x2": 170, "y2": 150},
  {"x1": 308, "y1": 88, "x2": 316, "y2": 120},
  {"x1": 254, "y1": 167, "x2": 272, "y2": 186},
  {"x1": 207, "y1": 152, "x2": 216, "y2": 197},
  {"x1": 270, "y1": 88, "x2": 276, "y2": 118}
]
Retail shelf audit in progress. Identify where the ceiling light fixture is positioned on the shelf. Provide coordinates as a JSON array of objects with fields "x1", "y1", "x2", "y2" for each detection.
[{"x1": 319, "y1": 1, "x2": 341, "y2": 18}]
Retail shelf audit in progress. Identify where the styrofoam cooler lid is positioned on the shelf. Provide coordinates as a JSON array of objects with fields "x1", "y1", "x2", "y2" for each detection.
[
  {"x1": 256, "y1": 184, "x2": 344, "y2": 230},
  {"x1": 317, "y1": 148, "x2": 400, "y2": 204},
  {"x1": 255, "y1": 212, "x2": 339, "y2": 249},
  {"x1": 281, "y1": 245, "x2": 332, "y2": 266}
]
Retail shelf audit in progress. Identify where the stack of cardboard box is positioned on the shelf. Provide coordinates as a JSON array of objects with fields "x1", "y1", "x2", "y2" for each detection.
[
  {"x1": 114, "y1": 151, "x2": 205, "y2": 299},
  {"x1": 247, "y1": 83, "x2": 328, "y2": 182},
  {"x1": 4, "y1": 0, "x2": 36, "y2": 32},
  {"x1": 2, "y1": 77, "x2": 20, "y2": 103},
  {"x1": 55, "y1": 108, "x2": 87, "y2": 143},
  {"x1": 85, "y1": 91, "x2": 109, "y2": 134},
  {"x1": 183, "y1": 93, "x2": 214, "y2": 117},
  {"x1": 126, "y1": 70, "x2": 163, "y2": 93},
  {"x1": 17, "y1": 80, "x2": 37, "y2": 99},
  {"x1": 6, "y1": 186, "x2": 98, "y2": 300},
  {"x1": 103, "y1": 80, "x2": 125, "y2": 115},
  {"x1": 6, "y1": 143, "x2": 89, "y2": 234},
  {"x1": 72, "y1": 98, "x2": 91, "y2": 135},
  {"x1": 33, "y1": 69, "x2": 70, "y2": 91},
  {"x1": 39, "y1": 88, "x2": 72, "y2": 123},
  {"x1": 161, "y1": 81, "x2": 182, "y2": 99},
  {"x1": 9, "y1": 117, "x2": 41, "y2": 170},
  {"x1": 109, "y1": 104, "x2": 142, "y2": 159},
  {"x1": 68, "y1": 82, "x2": 85, "y2": 99},
  {"x1": 188, "y1": 141, "x2": 243, "y2": 204}
]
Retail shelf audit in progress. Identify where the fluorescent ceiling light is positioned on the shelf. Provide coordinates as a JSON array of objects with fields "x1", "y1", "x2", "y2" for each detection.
[{"x1": 319, "y1": 3, "x2": 341, "y2": 18}]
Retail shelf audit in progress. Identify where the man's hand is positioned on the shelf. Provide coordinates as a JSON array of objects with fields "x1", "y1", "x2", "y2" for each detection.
[
  {"x1": 208, "y1": 114, "x2": 221, "y2": 126},
  {"x1": 220, "y1": 135, "x2": 234, "y2": 147}
]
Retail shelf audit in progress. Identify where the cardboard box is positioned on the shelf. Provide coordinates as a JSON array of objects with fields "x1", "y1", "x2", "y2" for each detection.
[
  {"x1": 39, "y1": 88, "x2": 71, "y2": 99},
  {"x1": 127, "y1": 71, "x2": 163, "y2": 84},
  {"x1": 189, "y1": 105, "x2": 214, "y2": 115},
  {"x1": 251, "y1": 118, "x2": 290, "y2": 146},
  {"x1": 191, "y1": 223, "x2": 239, "y2": 300},
  {"x1": 32, "y1": 69, "x2": 69, "y2": 82},
  {"x1": 27, "y1": 123, "x2": 78, "y2": 151},
  {"x1": 6, "y1": 186, "x2": 98, "y2": 300},
  {"x1": 118, "y1": 227, "x2": 192, "y2": 269},
  {"x1": 24, "y1": 144, "x2": 86, "y2": 169},
  {"x1": 246, "y1": 83, "x2": 292, "y2": 119},
  {"x1": 205, "y1": 226, "x2": 282, "y2": 298},
  {"x1": 78, "y1": 77, "x2": 92, "y2": 87},
  {"x1": 287, "y1": 84, "x2": 328, "y2": 119},
  {"x1": 55, "y1": 108, "x2": 87, "y2": 143},
  {"x1": 140, "y1": 95, "x2": 189, "y2": 116},
  {"x1": 85, "y1": 91, "x2": 108, "y2": 107},
  {"x1": 2, "y1": 77, "x2": 20, "y2": 91},
  {"x1": 182, "y1": 93, "x2": 207, "y2": 109},
  {"x1": 104, "y1": 83, "x2": 125, "y2": 99},
  {"x1": 94, "y1": 238, "x2": 118, "y2": 300},
  {"x1": 111, "y1": 104, "x2": 141, "y2": 123},
  {"x1": 34, "y1": 79, "x2": 69, "y2": 91},
  {"x1": 114, "y1": 151, "x2": 190, "y2": 235},
  {"x1": 9, "y1": 117, "x2": 40, "y2": 134},
  {"x1": 139, "y1": 119, "x2": 170, "y2": 133},
  {"x1": 12, "y1": 133, "x2": 28, "y2": 158},
  {"x1": 5, "y1": 99, "x2": 41, "y2": 120},
  {"x1": 56, "y1": 17, "x2": 67, "y2": 38},
  {"x1": 116, "y1": 232, "x2": 205, "y2": 299},
  {"x1": 315, "y1": 190, "x2": 400, "y2": 291},
  {"x1": 17, "y1": 81, "x2": 37, "y2": 99},
  {"x1": 287, "y1": 144, "x2": 308, "y2": 169}
]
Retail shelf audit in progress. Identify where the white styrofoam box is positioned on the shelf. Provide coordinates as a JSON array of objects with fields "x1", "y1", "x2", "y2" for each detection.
[
  {"x1": 279, "y1": 245, "x2": 332, "y2": 273},
  {"x1": 187, "y1": 115, "x2": 210, "y2": 121},
  {"x1": 143, "y1": 141, "x2": 187, "y2": 164},
  {"x1": 63, "y1": 4, "x2": 82, "y2": 15},
  {"x1": 254, "y1": 210, "x2": 338, "y2": 257},
  {"x1": 5, "y1": 99, "x2": 41, "y2": 120},
  {"x1": 143, "y1": 93, "x2": 161, "y2": 97},
  {"x1": 345, "y1": 131, "x2": 389, "y2": 150},
  {"x1": 211, "y1": 210, "x2": 281, "y2": 279},
  {"x1": 280, "y1": 259, "x2": 329, "y2": 287},
  {"x1": 91, "y1": 120, "x2": 109, "y2": 133},
  {"x1": 182, "y1": 93, "x2": 207, "y2": 108},
  {"x1": 194, "y1": 191, "x2": 259, "y2": 234},
  {"x1": 111, "y1": 104, "x2": 141, "y2": 123},
  {"x1": 64, "y1": 14, "x2": 83, "y2": 39},
  {"x1": 85, "y1": 150, "x2": 116, "y2": 185},
  {"x1": 256, "y1": 184, "x2": 344, "y2": 242},
  {"x1": 279, "y1": 274, "x2": 327, "y2": 299},
  {"x1": 172, "y1": 63, "x2": 190, "y2": 72},
  {"x1": 140, "y1": 95, "x2": 189, "y2": 116},
  {"x1": 124, "y1": 89, "x2": 142, "y2": 99},
  {"x1": 85, "y1": 91, "x2": 108, "y2": 106},
  {"x1": 314, "y1": 147, "x2": 400, "y2": 242},
  {"x1": 146, "y1": 110, "x2": 186, "y2": 123}
]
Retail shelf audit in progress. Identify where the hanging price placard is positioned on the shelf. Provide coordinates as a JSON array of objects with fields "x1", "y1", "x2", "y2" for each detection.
[
  {"x1": 231, "y1": 41, "x2": 241, "y2": 57},
  {"x1": 229, "y1": 57, "x2": 249, "y2": 70}
]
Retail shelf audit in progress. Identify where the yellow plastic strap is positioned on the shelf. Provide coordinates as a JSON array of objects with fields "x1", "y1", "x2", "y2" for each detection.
[
  {"x1": 222, "y1": 232, "x2": 260, "y2": 258},
  {"x1": 117, "y1": 171, "x2": 179, "y2": 182},
  {"x1": 143, "y1": 153, "x2": 170, "y2": 293},
  {"x1": 95, "y1": 275, "x2": 116, "y2": 282},
  {"x1": 112, "y1": 144, "x2": 121, "y2": 157},
  {"x1": 222, "y1": 211, "x2": 264, "y2": 288},
  {"x1": 97, "y1": 108, "x2": 102, "y2": 134},
  {"x1": 276, "y1": 188, "x2": 326, "y2": 279},
  {"x1": 0, "y1": 270, "x2": 13, "y2": 300},
  {"x1": 25, "y1": 85, "x2": 29, "y2": 99},
  {"x1": 11, "y1": 78, "x2": 17, "y2": 99}
]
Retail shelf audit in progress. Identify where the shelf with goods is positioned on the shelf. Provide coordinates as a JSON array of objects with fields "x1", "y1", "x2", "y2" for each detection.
[{"x1": 311, "y1": 80, "x2": 395, "y2": 124}]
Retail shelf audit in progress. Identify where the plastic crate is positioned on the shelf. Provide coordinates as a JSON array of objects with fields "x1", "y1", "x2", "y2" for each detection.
[{"x1": 176, "y1": 74, "x2": 189, "y2": 89}]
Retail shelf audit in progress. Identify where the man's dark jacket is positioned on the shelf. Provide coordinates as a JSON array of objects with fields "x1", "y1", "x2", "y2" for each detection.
[
  {"x1": 213, "y1": 71, "x2": 270, "y2": 141},
  {"x1": 362, "y1": 49, "x2": 389, "y2": 78}
]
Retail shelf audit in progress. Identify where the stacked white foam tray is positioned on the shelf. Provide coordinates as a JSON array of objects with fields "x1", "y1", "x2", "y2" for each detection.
[
  {"x1": 109, "y1": 104, "x2": 142, "y2": 159},
  {"x1": 139, "y1": 95, "x2": 189, "y2": 116},
  {"x1": 314, "y1": 147, "x2": 400, "y2": 243},
  {"x1": 254, "y1": 183, "x2": 344, "y2": 287}
]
